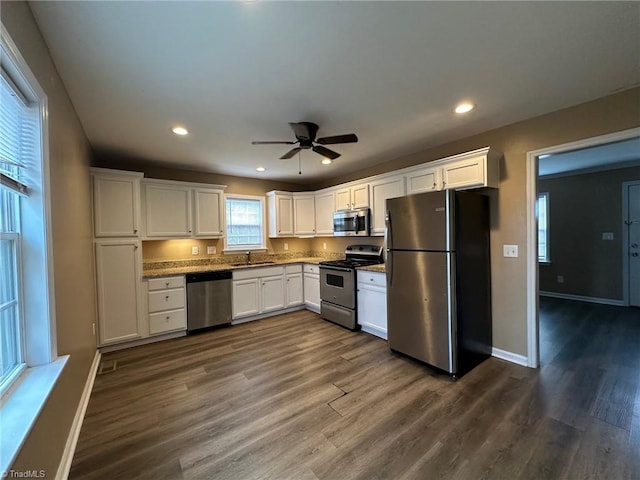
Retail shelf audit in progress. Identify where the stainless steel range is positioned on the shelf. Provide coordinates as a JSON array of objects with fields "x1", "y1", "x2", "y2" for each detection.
[{"x1": 319, "y1": 245, "x2": 384, "y2": 330}]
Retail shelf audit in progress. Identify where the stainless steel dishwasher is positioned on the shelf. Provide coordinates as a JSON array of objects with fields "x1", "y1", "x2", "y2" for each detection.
[{"x1": 186, "y1": 270, "x2": 232, "y2": 333}]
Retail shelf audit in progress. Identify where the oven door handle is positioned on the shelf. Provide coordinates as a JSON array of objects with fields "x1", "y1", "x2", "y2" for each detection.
[{"x1": 320, "y1": 265, "x2": 353, "y2": 273}]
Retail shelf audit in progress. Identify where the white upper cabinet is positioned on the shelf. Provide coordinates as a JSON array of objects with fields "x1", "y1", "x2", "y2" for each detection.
[
  {"x1": 143, "y1": 179, "x2": 226, "y2": 239},
  {"x1": 267, "y1": 191, "x2": 294, "y2": 237},
  {"x1": 144, "y1": 183, "x2": 192, "y2": 237},
  {"x1": 405, "y1": 147, "x2": 501, "y2": 193},
  {"x1": 293, "y1": 193, "x2": 316, "y2": 236},
  {"x1": 314, "y1": 189, "x2": 335, "y2": 236},
  {"x1": 405, "y1": 165, "x2": 441, "y2": 195},
  {"x1": 91, "y1": 168, "x2": 142, "y2": 238},
  {"x1": 336, "y1": 183, "x2": 369, "y2": 211},
  {"x1": 193, "y1": 188, "x2": 224, "y2": 237},
  {"x1": 369, "y1": 175, "x2": 406, "y2": 235}
]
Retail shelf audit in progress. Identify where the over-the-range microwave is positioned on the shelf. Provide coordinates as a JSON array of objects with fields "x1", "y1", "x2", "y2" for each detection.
[{"x1": 333, "y1": 207, "x2": 370, "y2": 236}]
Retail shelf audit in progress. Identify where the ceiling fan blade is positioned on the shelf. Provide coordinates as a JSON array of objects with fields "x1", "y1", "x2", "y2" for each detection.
[
  {"x1": 316, "y1": 133, "x2": 358, "y2": 145},
  {"x1": 312, "y1": 145, "x2": 341, "y2": 160},
  {"x1": 289, "y1": 122, "x2": 319, "y2": 142},
  {"x1": 251, "y1": 141, "x2": 296, "y2": 145},
  {"x1": 280, "y1": 147, "x2": 303, "y2": 159}
]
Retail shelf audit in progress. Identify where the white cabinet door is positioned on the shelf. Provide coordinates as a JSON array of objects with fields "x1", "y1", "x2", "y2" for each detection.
[
  {"x1": 267, "y1": 192, "x2": 294, "y2": 237},
  {"x1": 352, "y1": 183, "x2": 370, "y2": 209},
  {"x1": 314, "y1": 190, "x2": 335, "y2": 235},
  {"x1": 335, "y1": 187, "x2": 352, "y2": 211},
  {"x1": 369, "y1": 176, "x2": 406, "y2": 236},
  {"x1": 261, "y1": 276, "x2": 285, "y2": 313},
  {"x1": 357, "y1": 271, "x2": 387, "y2": 339},
  {"x1": 232, "y1": 278, "x2": 260, "y2": 318},
  {"x1": 406, "y1": 166, "x2": 442, "y2": 195},
  {"x1": 294, "y1": 194, "x2": 316, "y2": 235},
  {"x1": 193, "y1": 188, "x2": 223, "y2": 237},
  {"x1": 92, "y1": 170, "x2": 141, "y2": 237},
  {"x1": 95, "y1": 240, "x2": 142, "y2": 345},
  {"x1": 144, "y1": 183, "x2": 192, "y2": 237},
  {"x1": 442, "y1": 156, "x2": 486, "y2": 190},
  {"x1": 304, "y1": 271, "x2": 320, "y2": 312},
  {"x1": 285, "y1": 273, "x2": 304, "y2": 307}
]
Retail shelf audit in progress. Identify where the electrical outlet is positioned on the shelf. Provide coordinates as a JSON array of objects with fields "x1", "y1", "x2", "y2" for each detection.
[
  {"x1": 503, "y1": 245, "x2": 518, "y2": 258},
  {"x1": 602, "y1": 232, "x2": 614, "y2": 240},
  {"x1": 557, "y1": 275, "x2": 564, "y2": 284},
  {"x1": 207, "y1": 246, "x2": 216, "y2": 254},
  {"x1": 284, "y1": 242, "x2": 289, "y2": 251},
  {"x1": 192, "y1": 246, "x2": 199, "y2": 255},
  {"x1": 323, "y1": 242, "x2": 327, "y2": 250}
]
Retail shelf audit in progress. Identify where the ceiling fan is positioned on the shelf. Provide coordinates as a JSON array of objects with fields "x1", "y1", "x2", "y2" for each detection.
[{"x1": 251, "y1": 122, "x2": 358, "y2": 160}]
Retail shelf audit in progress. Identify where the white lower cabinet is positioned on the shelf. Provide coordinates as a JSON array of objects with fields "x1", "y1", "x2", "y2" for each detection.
[
  {"x1": 285, "y1": 265, "x2": 304, "y2": 307},
  {"x1": 357, "y1": 270, "x2": 387, "y2": 339},
  {"x1": 147, "y1": 276, "x2": 186, "y2": 335},
  {"x1": 95, "y1": 240, "x2": 143, "y2": 346},
  {"x1": 232, "y1": 266, "x2": 288, "y2": 320},
  {"x1": 303, "y1": 264, "x2": 320, "y2": 313},
  {"x1": 261, "y1": 276, "x2": 285, "y2": 313},
  {"x1": 232, "y1": 278, "x2": 261, "y2": 318}
]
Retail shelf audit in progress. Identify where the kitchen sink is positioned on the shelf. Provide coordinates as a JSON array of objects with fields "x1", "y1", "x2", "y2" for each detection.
[{"x1": 228, "y1": 261, "x2": 277, "y2": 267}]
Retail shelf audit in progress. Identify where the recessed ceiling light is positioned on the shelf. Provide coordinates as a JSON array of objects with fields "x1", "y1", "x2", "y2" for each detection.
[
  {"x1": 171, "y1": 126, "x2": 189, "y2": 136},
  {"x1": 256, "y1": 166, "x2": 266, "y2": 172},
  {"x1": 321, "y1": 158, "x2": 332, "y2": 165},
  {"x1": 454, "y1": 102, "x2": 475, "y2": 114}
]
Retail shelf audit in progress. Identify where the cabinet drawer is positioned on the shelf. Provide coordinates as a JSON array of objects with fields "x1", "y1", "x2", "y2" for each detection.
[
  {"x1": 148, "y1": 276, "x2": 185, "y2": 291},
  {"x1": 357, "y1": 270, "x2": 386, "y2": 287},
  {"x1": 303, "y1": 264, "x2": 319, "y2": 274},
  {"x1": 149, "y1": 308, "x2": 186, "y2": 334},
  {"x1": 148, "y1": 288, "x2": 185, "y2": 313},
  {"x1": 285, "y1": 264, "x2": 302, "y2": 274}
]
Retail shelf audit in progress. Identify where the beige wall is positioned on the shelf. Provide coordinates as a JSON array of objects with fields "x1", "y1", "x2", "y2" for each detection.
[
  {"x1": 312, "y1": 87, "x2": 640, "y2": 356},
  {"x1": 539, "y1": 166, "x2": 640, "y2": 300},
  {"x1": 2, "y1": 2, "x2": 97, "y2": 476}
]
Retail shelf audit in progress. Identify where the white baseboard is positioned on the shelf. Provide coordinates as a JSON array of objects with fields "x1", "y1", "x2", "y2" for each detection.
[
  {"x1": 361, "y1": 324, "x2": 388, "y2": 340},
  {"x1": 99, "y1": 331, "x2": 186, "y2": 353},
  {"x1": 231, "y1": 305, "x2": 305, "y2": 325},
  {"x1": 55, "y1": 350, "x2": 101, "y2": 480},
  {"x1": 540, "y1": 291, "x2": 625, "y2": 307},
  {"x1": 492, "y1": 347, "x2": 529, "y2": 367}
]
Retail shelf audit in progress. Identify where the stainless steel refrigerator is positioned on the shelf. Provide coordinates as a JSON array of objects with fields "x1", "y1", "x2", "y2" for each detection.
[{"x1": 385, "y1": 189, "x2": 492, "y2": 378}]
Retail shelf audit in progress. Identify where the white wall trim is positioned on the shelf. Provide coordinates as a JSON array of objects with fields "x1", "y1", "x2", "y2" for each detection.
[
  {"x1": 540, "y1": 291, "x2": 625, "y2": 307},
  {"x1": 55, "y1": 350, "x2": 100, "y2": 480},
  {"x1": 491, "y1": 348, "x2": 528, "y2": 367},
  {"x1": 525, "y1": 127, "x2": 640, "y2": 369}
]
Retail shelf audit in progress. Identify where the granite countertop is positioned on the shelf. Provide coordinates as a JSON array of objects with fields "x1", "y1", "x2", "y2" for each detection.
[
  {"x1": 143, "y1": 256, "x2": 328, "y2": 279},
  {"x1": 357, "y1": 263, "x2": 386, "y2": 273}
]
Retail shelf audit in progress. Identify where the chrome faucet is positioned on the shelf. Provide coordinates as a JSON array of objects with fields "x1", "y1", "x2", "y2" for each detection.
[{"x1": 245, "y1": 251, "x2": 251, "y2": 265}]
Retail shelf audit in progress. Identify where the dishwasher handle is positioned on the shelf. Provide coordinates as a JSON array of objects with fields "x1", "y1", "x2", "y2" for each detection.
[{"x1": 186, "y1": 270, "x2": 232, "y2": 283}]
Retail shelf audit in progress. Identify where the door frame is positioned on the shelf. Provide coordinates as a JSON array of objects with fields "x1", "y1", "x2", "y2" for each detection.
[
  {"x1": 623, "y1": 180, "x2": 640, "y2": 306},
  {"x1": 525, "y1": 127, "x2": 640, "y2": 368}
]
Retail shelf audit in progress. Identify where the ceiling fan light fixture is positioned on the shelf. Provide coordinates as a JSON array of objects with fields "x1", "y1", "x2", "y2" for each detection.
[
  {"x1": 171, "y1": 126, "x2": 189, "y2": 136},
  {"x1": 321, "y1": 158, "x2": 332, "y2": 165},
  {"x1": 454, "y1": 102, "x2": 475, "y2": 114},
  {"x1": 256, "y1": 166, "x2": 266, "y2": 172}
]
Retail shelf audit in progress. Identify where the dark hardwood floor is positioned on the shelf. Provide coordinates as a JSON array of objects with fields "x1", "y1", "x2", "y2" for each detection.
[{"x1": 70, "y1": 298, "x2": 640, "y2": 479}]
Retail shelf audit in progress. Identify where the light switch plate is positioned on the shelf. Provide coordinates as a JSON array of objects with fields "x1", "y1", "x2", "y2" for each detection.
[
  {"x1": 192, "y1": 246, "x2": 199, "y2": 255},
  {"x1": 207, "y1": 246, "x2": 216, "y2": 254},
  {"x1": 602, "y1": 232, "x2": 614, "y2": 240},
  {"x1": 503, "y1": 245, "x2": 518, "y2": 258}
]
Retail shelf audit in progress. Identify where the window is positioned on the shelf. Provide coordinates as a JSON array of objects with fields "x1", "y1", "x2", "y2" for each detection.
[
  {"x1": 224, "y1": 194, "x2": 266, "y2": 251},
  {"x1": 537, "y1": 192, "x2": 549, "y2": 263}
]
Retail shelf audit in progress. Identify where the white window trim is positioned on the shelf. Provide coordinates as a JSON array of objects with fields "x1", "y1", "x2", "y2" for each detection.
[
  {"x1": 223, "y1": 193, "x2": 267, "y2": 252},
  {"x1": 0, "y1": 22, "x2": 63, "y2": 475},
  {"x1": 537, "y1": 192, "x2": 550, "y2": 264}
]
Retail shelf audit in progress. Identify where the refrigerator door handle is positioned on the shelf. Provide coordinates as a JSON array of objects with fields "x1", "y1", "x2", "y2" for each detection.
[{"x1": 385, "y1": 211, "x2": 393, "y2": 286}]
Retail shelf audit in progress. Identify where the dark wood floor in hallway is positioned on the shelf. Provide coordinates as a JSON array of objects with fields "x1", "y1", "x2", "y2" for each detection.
[{"x1": 70, "y1": 298, "x2": 640, "y2": 479}]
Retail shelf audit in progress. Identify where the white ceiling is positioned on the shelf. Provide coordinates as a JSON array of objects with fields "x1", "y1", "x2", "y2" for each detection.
[
  {"x1": 29, "y1": 1, "x2": 640, "y2": 184},
  {"x1": 538, "y1": 137, "x2": 640, "y2": 177}
]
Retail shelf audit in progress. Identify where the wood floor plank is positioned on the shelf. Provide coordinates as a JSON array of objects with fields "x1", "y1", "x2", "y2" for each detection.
[{"x1": 70, "y1": 299, "x2": 640, "y2": 479}]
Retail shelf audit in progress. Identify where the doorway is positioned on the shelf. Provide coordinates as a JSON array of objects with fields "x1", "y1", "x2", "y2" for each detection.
[
  {"x1": 624, "y1": 181, "x2": 640, "y2": 307},
  {"x1": 525, "y1": 127, "x2": 640, "y2": 367}
]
